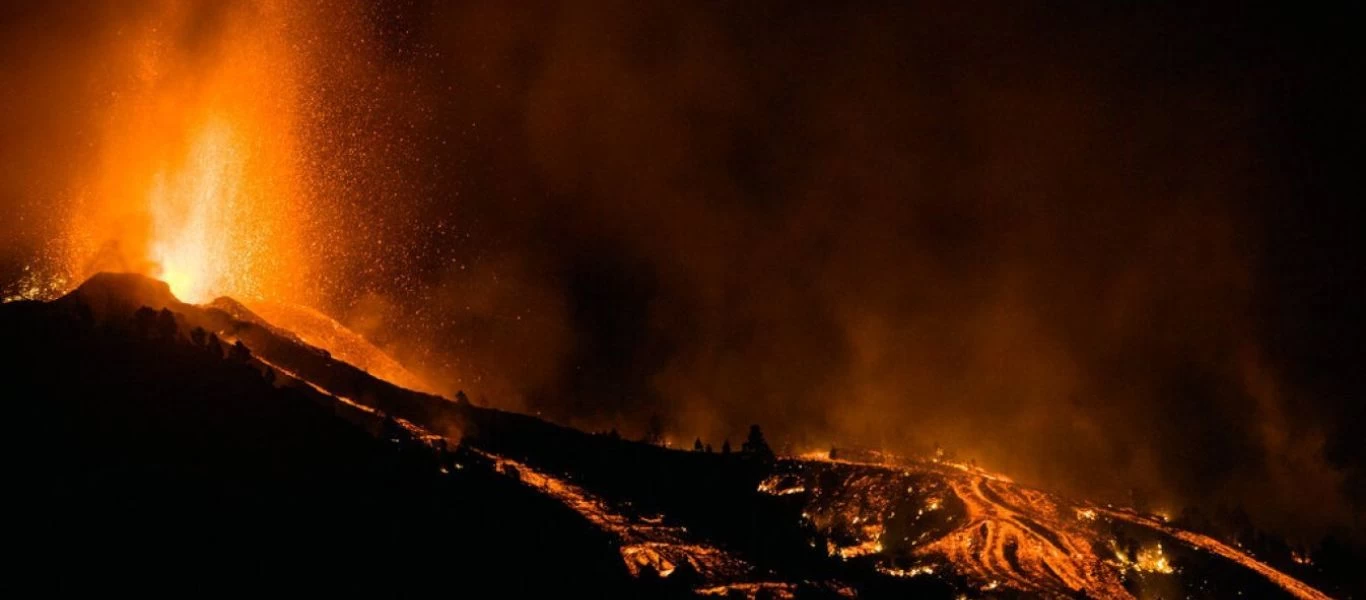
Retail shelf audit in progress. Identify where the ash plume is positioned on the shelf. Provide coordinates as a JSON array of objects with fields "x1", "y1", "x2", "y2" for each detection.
[{"x1": 2, "y1": 1, "x2": 1361, "y2": 542}]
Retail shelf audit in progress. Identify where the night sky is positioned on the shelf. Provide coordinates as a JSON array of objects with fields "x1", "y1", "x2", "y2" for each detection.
[{"x1": 2, "y1": 1, "x2": 1362, "y2": 541}]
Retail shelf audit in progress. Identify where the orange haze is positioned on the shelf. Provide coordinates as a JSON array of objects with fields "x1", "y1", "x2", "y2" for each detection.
[{"x1": 51, "y1": 2, "x2": 309, "y2": 306}]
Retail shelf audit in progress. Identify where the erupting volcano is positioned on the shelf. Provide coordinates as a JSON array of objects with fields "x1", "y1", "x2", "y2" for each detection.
[
  {"x1": 2, "y1": 1, "x2": 1363, "y2": 597},
  {"x1": 5, "y1": 1, "x2": 421, "y2": 389},
  {"x1": 24, "y1": 1, "x2": 312, "y2": 308}
]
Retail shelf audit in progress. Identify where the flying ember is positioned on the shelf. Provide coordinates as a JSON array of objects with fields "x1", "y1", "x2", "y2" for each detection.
[
  {"x1": 59, "y1": 2, "x2": 309, "y2": 307},
  {"x1": 148, "y1": 119, "x2": 244, "y2": 303},
  {"x1": 0, "y1": 3, "x2": 1360, "y2": 596}
]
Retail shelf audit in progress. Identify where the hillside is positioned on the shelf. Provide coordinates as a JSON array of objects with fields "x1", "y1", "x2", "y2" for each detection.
[{"x1": 0, "y1": 273, "x2": 1354, "y2": 598}]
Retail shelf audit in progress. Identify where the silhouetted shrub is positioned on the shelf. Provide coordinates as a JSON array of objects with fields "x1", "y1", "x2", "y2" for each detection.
[
  {"x1": 741, "y1": 424, "x2": 774, "y2": 462},
  {"x1": 133, "y1": 306, "x2": 157, "y2": 338},
  {"x1": 155, "y1": 308, "x2": 177, "y2": 340}
]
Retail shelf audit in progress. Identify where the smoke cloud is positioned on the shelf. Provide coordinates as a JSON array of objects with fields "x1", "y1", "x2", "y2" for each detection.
[{"x1": 2, "y1": 1, "x2": 1361, "y2": 541}]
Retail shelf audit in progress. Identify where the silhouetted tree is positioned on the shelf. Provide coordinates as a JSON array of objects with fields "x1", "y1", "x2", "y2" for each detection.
[
  {"x1": 263, "y1": 367, "x2": 276, "y2": 385},
  {"x1": 607, "y1": 427, "x2": 621, "y2": 440},
  {"x1": 829, "y1": 446, "x2": 839, "y2": 460},
  {"x1": 704, "y1": 443, "x2": 713, "y2": 453},
  {"x1": 206, "y1": 333, "x2": 223, "y2": 358},
  {"x1": 741, "y1": 424, "x2": 775, "y2": 462},
  {"x1": 455, "y1": 390, "x2": 470, "y2": 405},
  {"x1": 133, "y1": 306, "x2": 157, "y2": 338},
  {"x1": 190, "y1": 326, "x2": 207, "y2": 347},
  {"x1": 229, "y1": 340, "x2": 252, "y2": 362},
  {"x1": 721, "y1": 439, "x2": 731, "y2": 455},
  {"x1": 693, "y1": 438, "x2": 704, "y2": 452},
  {"x1": 641, "y1": 414, "x2": 664, "y2": 446},
  {"x1": 155, "y1": 308, "x2": 177, "y2": 340}
]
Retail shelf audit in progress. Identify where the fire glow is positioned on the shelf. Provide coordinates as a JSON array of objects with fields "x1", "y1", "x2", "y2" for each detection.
[
  {"x1": 63, "y1": 2, "x2": 309, "y2": 307},
  {"x1": 778, "y1": 450, "x2": 1331, "y2": 599},
  {"x1": 148, "y1": 119, "x2": 248, "y2": 302}
]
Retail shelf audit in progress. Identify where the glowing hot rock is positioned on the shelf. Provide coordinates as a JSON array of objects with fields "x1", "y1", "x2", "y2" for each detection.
[{"x1": 147, "y1": 121, "x2": 244, "y2": 303}]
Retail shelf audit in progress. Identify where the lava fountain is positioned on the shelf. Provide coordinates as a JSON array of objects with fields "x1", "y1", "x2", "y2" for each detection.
[
  {"x1": 1, "y1": 1, "x2": 441, "y2": 394},
  {"x1": 63, "y1": 1, "x2": 310, "y2": 307},
  {"x1": 148, "y1": 118, "x2": 248, "y2": 303}
]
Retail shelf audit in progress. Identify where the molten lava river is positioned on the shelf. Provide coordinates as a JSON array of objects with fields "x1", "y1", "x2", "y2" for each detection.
[{"x1": 754, "y1": 452, "x2": 1333, "y2": 599}]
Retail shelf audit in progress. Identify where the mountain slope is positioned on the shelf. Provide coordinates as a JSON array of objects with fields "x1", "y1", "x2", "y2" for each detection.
[
  {"x1": 0, "y1": 272, "x2": 1353, "y2": 598},
  {"x1": 0, "y1": 279, "x2": 635, "y2": 595}
]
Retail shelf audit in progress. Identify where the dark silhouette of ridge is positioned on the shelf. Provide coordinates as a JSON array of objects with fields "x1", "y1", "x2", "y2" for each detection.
[
  {"x1": 0, "y1": 272, "x2": 1356, "y2": 599},
  {"x1": 2, "y1": 274, "x2": 639, "y2": 596}
]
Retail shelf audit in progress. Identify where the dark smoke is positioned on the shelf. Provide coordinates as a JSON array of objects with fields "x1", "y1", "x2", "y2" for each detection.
[{"x1": 3, "y1": 1, "x2": 1362, "y2": 541}]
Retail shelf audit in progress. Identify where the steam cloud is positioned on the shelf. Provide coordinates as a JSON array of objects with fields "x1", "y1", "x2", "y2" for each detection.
[{"x1": 2, "y1": 1, "x2": 1361, "y2": 541}]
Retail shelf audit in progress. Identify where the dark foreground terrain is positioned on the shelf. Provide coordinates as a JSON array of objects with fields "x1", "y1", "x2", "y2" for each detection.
[
  {"x1": 1, "y1": 295, "x2": 637, "y2": 595},
  {"x1": 1, "y1": 273, "x2": 1358, "y2": 598}
]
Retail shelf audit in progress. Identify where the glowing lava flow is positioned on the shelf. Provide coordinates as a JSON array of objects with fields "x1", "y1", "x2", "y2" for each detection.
[
  {"x1": 1095, "y1": 507, "x2": 1333, "y2": 600},
  {"x1": 773, "y1": 455, "x2": 1128, "y2": 595},
  {"x1": 777, "y1": 452, "x2": 1333, "y2": 599},
  {"x1": 917, "y1": 475, "x2": 1129, "y2": 597},
  {"x1": 235, "y1": 299, "x2": 437, "y2": 395},
  {"x1": 474, "y1": 450, "x2": 757, "y2": 585}
]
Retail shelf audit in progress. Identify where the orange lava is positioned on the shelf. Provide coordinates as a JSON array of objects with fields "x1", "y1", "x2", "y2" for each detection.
[
  {"x1": 59, "y1": 2, "x2": 311, "y2": 307},
  {"x1": 1096, "y1": 507, "x2": 1333, "y2": 600},
  {"x1": 787, "y1": 451, "x2": 1333, "y2": 599},
  {"x1": 246, "y1": 300, "x2": 437, "y2": 394},
  {"x1": 917, "y1": 475, "x2": 1129, "y2": 597},
  {"x1": 476, "y1": 450, "x2": 754, "y2": 585}
]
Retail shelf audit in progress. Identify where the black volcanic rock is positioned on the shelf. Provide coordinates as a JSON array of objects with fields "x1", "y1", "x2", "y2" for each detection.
[
  {"x1": 48, "y1": 273, "x2": 456, "y2": 427},
  {"x1": 2, "y1": 274, "x2": 1354, "y2": 599},
  {"x1": 1, "y1": 275, "x2": 636, "y2": 596},
  {"x1": 57, "y1": 270, "x2": 184, "y2": 321}
]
